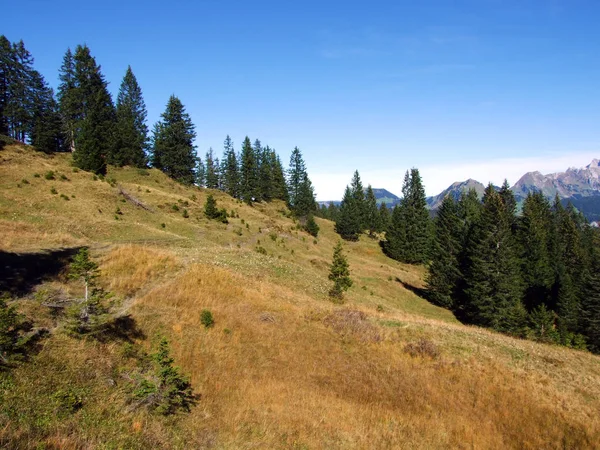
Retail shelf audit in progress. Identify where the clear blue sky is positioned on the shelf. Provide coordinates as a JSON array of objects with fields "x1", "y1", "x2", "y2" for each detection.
[{"x1": 4, "y1": 0, "x2": 600, "y2": 199}]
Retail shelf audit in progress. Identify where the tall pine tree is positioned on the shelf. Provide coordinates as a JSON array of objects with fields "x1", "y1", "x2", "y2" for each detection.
[
  {"x1": 426, "y1": 195, "x2": 463, "y2": 309},
  {"x1": 383, "y1": 169, "x2": 431, "y2": 264},
  {"x1": 71, "y1": 45, "x2": 116, "y2": 174},
  {"x1": 463, "y1": 185, "x2": 525, "y2": 333},
  {"x1": 220, "y1": 135, "x2": 239, "y2": 198},
  {"x1": 113, "y1": 66, "x2": 148, "y2": 167},
  {"x1": 240, "y1": 136, "x2": 259, "y2": 203},
  {"x1": 151, "y1": 95, "x2": 196, "y2": 184},
  {"x1": 335, "y1": 185, "x2": 362, "y2": 241}
]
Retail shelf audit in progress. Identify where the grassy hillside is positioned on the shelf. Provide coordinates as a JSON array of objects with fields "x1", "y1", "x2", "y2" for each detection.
[{"x1": 1, "y1": 143, "x2": 600, "y2": 449}]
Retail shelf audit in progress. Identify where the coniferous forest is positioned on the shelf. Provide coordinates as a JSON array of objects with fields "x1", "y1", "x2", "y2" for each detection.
[{"x1": 1, "y1": 35, "x2": 599, "y2": 354}]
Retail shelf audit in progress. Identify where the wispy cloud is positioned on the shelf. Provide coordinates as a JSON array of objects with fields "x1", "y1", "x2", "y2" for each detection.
[{"x1": 313, "y1": 151, "x2": 599, "y2": 201}]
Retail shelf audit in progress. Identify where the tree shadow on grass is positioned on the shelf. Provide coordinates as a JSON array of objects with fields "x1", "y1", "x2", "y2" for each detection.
[
  {"x1": 0, "y1": 247, "x2": 83, "y2": 296},
  {"x1": 395, "y1": 277, "x2": 430, "y2": 300}
]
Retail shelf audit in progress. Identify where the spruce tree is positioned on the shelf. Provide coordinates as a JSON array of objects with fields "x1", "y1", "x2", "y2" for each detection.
[
  {"x1": 426, "y1": 195, "x2": 463, "y2": 309},
  {"x1": 72, "y1": 45, "x2": 116, "y2": 174},
  {"x1": 240, "y1": 136, "x2": 259, "y2": 203},
  {"x1": 327, "y1": 201, "x2": 340, "y2": 222},
  {"x1": 57, "y1": 48, "x2": 79, "y2": 152},
  {"x1": 258, "y1": 146, "x2": 275, "y2": 201},
  {"x1": 205, "y1": 147, "x2": 219, "y2": 189},
  {"x1": 270, "y1": 151, "x2": 288, "y2": 202},
  {"x1": 287, "y1": 146, "x2": 306, "y2": 210},
  {"x1": 329, "y1": 241, "x2": 352, "y2": 300},
  {"x1": 378, "y1": 203, "x2": 391, "y2": 233},
  {"x1": 151, "y1": 95, "x2": 197, "y2": 184},
  {"x1": 349, "y1": 171, "x2": 366, "y2": 230},
  {"x1": 517, "y1": 192, "x2": 554, "y2": 311},
  {"x1": 581, "y1": 231, "x2": 600, "y2": 353},
  {"x1": 220, "y1": 135, "x2": 239, "y2": 198},
  {"x1": 304, "y1": 214, "x2": 320, "y2": 237},
  {"x1": 0, "y1": 35, "x2": 11, "y2": 136},
  {"x1": 463, "y1": 186, "x2": 525, "y2": 333},
  {"x1": 364, "y1": 185, "x2": 380, "y2": 236},
  {"x1": 335, "y1": 186, "x2": 362, "y2": 241},
  {"x1": 383, "y1": 169, "x2": 431, "y2": 264},
  {"x1": 499, "y1": 179, "x2": 517, "y2": 231},
  {"x1": 113, "y1": 66, "x2": 148, "y2": 167},
  {"x1": 29, "y1": 72, "x2": 64, "y2": 152}
]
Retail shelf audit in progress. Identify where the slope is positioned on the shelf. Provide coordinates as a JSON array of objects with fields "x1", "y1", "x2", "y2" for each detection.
[{"x1": 1, "y1": 143, "x2": 600, "y2": 449}]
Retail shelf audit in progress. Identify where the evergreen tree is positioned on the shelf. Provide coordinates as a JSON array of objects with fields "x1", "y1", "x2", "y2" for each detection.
[
  {"x1": 329, "y1": 241, "x2": 352, "y2": 300},
  {"x1": 240, "y1": 136, "x2": 259, "y2": 203},
  {"x1": 378, "y1": 202, "x2": 391, "y2": 233},
  {"x1": 287, "y1": 146, "x2": 306, "y2": 210},
  {"x1": 304, "y1": 214, "x2": 319, "y2": 237},
  {"x1": 383, "y1": 169, "x2": 431, "y2": 264},
  {"x1": 328, "y1": 201, "x2": 340, "y2": 222},
  {"x1": 220, "y1": 135, "x2": 239, "y2": 198},
  {"x1": 364, "y1": 185, "x2": 380, "y2": 236},
  {"x1": 196, "y1": 154, "x2": 205, "y2": 187},
  {"x1": 205, "y1": 147, "x2": 219, "y2": 189},
  {"x1": 57, "y1": 48, "x2": 79, "y2": 152},
  {"x1": 71, "y1": 45, "x2": 116, "y2": 174},
  {"x1": 113, "y1": 66, "x2": 148, "y2": 167},
  {"x1": 29, "y1": 72, "x2": 64, "y2": 152},
  {"x1": 452, "y1": 188, "x2": 483, "y2": 315},
  {"x1": 463, "y1": 186, "x2": 525, "y2": 333},
  {"x1": 270, "y1": 151, "x2": 288, "y2": 202},
  {"x1": 258, "y1": 146, "x2": 274, "y2": 201},
  {"x1": 517, "y1": 191, "x2": 554, "y2": 311},
  {"x1": 552, "y1": 200, "x2": 586, "y2": 342},
  {"x1": 349, "y1": 171, "x2": 366, "y2": 230},
  {"x1": 151, "y1": 95, "x2": 197, "y2": 184},
  {"x1": 335, "y1": 186, "x2": 362, "y2": 241},
  {"x1": 499, "y1": 179, "x2": 517, "y2": 231},
  {"x1": 426, "y1": 195, "x2": 463, "y2": 309},
  {"x1": 0, "y1": 35, "x2": 11, "y2": 135},
  {"x1": 295, "y1": 176, "x2": 317, "y2": 217},
  {"x1": 581, "y1": 230, "x2": 600, "y2": 352}
]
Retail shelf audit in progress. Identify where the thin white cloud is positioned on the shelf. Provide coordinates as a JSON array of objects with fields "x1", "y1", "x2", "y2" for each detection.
[{"x1": 313, "y1": 151, "x2": 599, "y2": 201}]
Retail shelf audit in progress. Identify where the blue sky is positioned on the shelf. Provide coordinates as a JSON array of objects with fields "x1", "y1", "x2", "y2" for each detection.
[{"x1": 4, "y1": 0, "x2": 600, "y2": 199}]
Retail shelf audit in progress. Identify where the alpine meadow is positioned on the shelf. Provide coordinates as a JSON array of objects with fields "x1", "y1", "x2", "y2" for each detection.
[{"x1": 2, "y1": 6, "x2": 600, "y2": 449}]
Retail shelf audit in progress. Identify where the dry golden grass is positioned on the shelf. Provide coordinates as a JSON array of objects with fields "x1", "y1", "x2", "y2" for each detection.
[{"x1": 2, "y1": 143, "x2": 600, "y2": 449}]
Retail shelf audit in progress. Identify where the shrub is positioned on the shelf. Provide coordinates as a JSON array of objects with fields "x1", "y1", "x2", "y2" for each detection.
[
  {"x1": 33, "y1": 173, "x2": 40, "y2": 178},
  {"x1": 60, "y1": 174, "x2": 68, "y2": 181},
  {"x1": 137, "y1": 168, "x2": 150, "y2": 176},
  {"x1": 115, "y1": 207, "x2": 123, "y2": 215},
  {"x1": 50, "y1": 187, "x2": 58, "y2": 194},
  {"x1": 21, "y1": 178, "x2": 29, "y2": 185},
  {"x1": 131, "y1": 337, "x2": 196, "y2": 415},
  {"x1": 200, "y1": 310, "x2": 214, "y2": 328},
  {"x1": 255, "y1": 246, "x2": 267, "y2": 255},
  {"x1": 171, "y1": 204, "x2": 179, "y2": 212},
  {"x1": 44, "y1": 170, "x2": 55, "y2": 180},
  {"x1": 53, "y1": 388, "x2": 83, "y2": 414},
  {"x1": 182, "y1": 209, "x2": 189, "y2": 218},
  {"x1": 404, "y1": 338, "x2": 439, "y2": 359},
  {"x1": 160, "y1": 223, "x2": 166, "y2": 229},
  {"x1": 0, "y1": 295, "x2": 23, "y2": 364},
  {"x1": 60, "y1": 194, "x2": 70, "y2": 201},
  {"x1": 72, "y1": 167, "x2": 79, "y2": 173}
]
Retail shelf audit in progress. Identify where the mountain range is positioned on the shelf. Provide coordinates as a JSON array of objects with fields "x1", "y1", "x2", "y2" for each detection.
[{"x1": 322, "y1": 159, "x2": 600, "y2": 221}]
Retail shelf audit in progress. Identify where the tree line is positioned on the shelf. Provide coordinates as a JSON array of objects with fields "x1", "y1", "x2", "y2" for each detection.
[
  {"x1": 0, "y1": 36, "x2": 318, "y2": 221},
  {"x1": 329, "y1": 168, "x2": 600, "y2": 353}
]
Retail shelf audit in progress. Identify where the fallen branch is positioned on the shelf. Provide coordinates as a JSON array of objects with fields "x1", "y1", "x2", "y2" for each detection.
[{"x1": 117, "y1": 185, "x2": 154, "y2": 212}]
